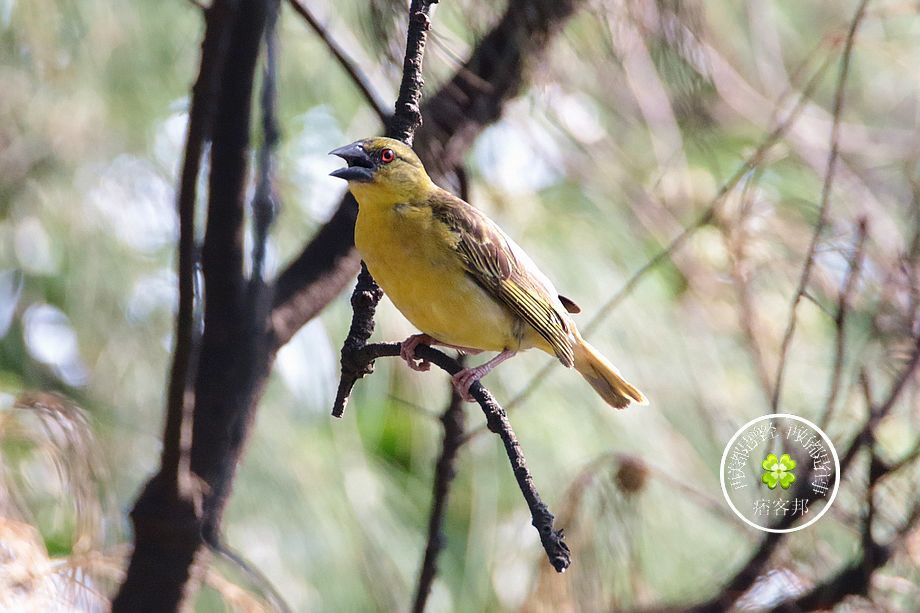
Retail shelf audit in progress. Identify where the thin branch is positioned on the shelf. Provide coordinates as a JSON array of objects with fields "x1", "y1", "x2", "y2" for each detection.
[
  {"x1": 412, "y1": 384, "x2": 465, "y2": 613},
  {"x1": 332, "y1": 264, "x2": 383, "y2": 417},
  {"x1": 387, "y1": 0, "x2": 438, "y2": 145},
  {"x1": 251, "y1": 0, "x2": 281, "y2": 287},
  {"x1": 771, "y1": 0, "x2": 871, "y2": 412},
  {"x1": 286, "y1": 0, "x2": 391, "y2": 123},
  {"x1": 721, "y1": 169, "x2": 775, "y2": 405},
  {"x1": 879, "y1": 438, "x2": 920, "y2": 474},
  {"x1": 802, "y1": 290, "x2": 836, "y2": 318},
  {"x1": 343, "y1": 341, "x2": 572, "y2": 573},
  {"x1": 872, "y1": 332, "x2": 920, "y2": 419},
  {"x1": 820, "y1": 217, "x2": 869, "y2": 429},
  {"x1": 209, "y1": 541, "x2": 293, "y2": 613}
]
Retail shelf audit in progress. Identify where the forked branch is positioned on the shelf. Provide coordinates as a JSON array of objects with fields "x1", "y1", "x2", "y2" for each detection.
[
  {"x1": 338, "y1": 339, "x2": 572, "y2": 573},
  {"x1": 330, "y1": 0, "x2": 570, "y2": 576}
]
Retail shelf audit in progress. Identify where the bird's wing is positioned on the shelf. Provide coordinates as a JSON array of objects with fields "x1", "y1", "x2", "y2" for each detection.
[{"x1": 430, "y1": 190, "x2": 575, "y2": 366}]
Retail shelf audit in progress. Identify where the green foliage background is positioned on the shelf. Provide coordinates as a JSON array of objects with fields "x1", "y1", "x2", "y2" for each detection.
[{"x1": 2, "y1": 0, "x2": 919, "y2": 610}]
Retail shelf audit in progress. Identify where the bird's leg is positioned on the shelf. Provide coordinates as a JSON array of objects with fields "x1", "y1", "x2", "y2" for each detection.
[
  {"x1": 400, "y1": 334, "x2": 484, "y2": 372},
  {"x1": 454, "y1": 346, "x2": 483, "y2": 356},
  {"x1": 400, "y1": 333, "x2": 435, "y2": 371},
  {"x1": 452, "y1": 349, "x2": 517, "y2": 402}
]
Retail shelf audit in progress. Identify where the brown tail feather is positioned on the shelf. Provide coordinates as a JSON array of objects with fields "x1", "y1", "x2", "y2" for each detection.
[{"x1": 571, "y1": 332, "x2": 647, "y2": 409}]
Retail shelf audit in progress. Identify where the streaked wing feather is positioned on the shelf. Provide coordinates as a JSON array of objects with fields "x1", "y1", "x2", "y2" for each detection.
[{"x1": 431, "y1": 190, "x2": 574, "y2": 366}]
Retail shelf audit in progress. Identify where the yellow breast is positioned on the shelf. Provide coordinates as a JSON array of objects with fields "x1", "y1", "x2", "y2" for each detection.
[{"x1": 354, "y1": 200, "x2": 518, "y2": 352}]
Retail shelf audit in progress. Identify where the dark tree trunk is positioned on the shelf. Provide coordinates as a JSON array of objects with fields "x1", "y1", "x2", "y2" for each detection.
[{"x1": 112, "y1": 0, "x2": 271, "y2": 608}]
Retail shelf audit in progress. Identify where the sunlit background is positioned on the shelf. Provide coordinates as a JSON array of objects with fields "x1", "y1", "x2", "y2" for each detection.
[{"x1": 2, "y1": 0, "x2": 920, "y2": 610}]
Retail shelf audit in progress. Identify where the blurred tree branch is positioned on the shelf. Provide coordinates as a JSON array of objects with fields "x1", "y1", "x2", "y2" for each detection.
[
  {"x1": 820, "y1": 217, "x2": 869, "y2": 429},
  {"x1": 286, "y1": 0, "x2": 391, "y2": 123},
  {"x1": 412, "y1": 383, "x2": 464, "y2": 613},
  {"x1": 116, "y1": 0, "x2": 276, "y2": 607},
  {"x1": 112, "y1": 0, "x2": 242, "y2": 608},
  {"x1": 771, "y1": 0, "x2": 870, "y2": 413}
]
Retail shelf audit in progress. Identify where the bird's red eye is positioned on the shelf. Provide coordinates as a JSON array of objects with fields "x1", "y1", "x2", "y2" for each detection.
[{"x1": 380, "y1": 148, "x2": 395, "y2": 164}]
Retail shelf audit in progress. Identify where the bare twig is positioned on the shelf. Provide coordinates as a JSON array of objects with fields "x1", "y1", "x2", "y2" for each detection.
[
  {"x1": 771, "y1": 0, "x2": 871, "y2": 412},
  {"x1": 412, "y1": 384, "x2": 465, "y2": 613},
  {"x1": 875, "y1": 333, "x2": 920, "y2": 418},
  {"x1": 250, "y1": 0, "x2": 281, "y2": 287},
  {"x1": 209, "y1": 541, "x2": 293, "y2": 613},
  {"x1": 331, "y1": 264, "x2": 383, "y2": 418},
  {"x1": 342, "y1": 342, "x2": 572, "y2": 573},
  {"x1": 879, "y1": 438, "x2": 920, "y2": 474},
  {"x1": 721, "y1": 169, "x2": 775, "y2": 404},
  {"x1": 820, "y1": 217, "x2": 869, "y2": 428},
  {"x1": 286, "y1": 0, "x2": 391, "y2": 123},
  {"x1": 387, "y1": 0, "x2": 439, "y2": 145}
]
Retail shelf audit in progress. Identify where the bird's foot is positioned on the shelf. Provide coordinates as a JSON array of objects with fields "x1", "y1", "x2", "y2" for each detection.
[
  {"x1": 451, "y1": 368, "x2": 483, "y2": 402},
  {"x1": 400, "y1": 333, "x2": 434, "y2": 372},
  {"x1": 450, "y1": 349, "x2": 517, "y2": 402}
]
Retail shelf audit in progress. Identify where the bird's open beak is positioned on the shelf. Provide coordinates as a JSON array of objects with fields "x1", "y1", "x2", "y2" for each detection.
[{"x1": 329, "y1": 142, "x2": 374, "y2": 182}]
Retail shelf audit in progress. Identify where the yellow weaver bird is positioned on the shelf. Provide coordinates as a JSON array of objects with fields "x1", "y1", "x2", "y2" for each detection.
[{"x1": 330, "y1": 137, "x2": 647, "y2": 409}]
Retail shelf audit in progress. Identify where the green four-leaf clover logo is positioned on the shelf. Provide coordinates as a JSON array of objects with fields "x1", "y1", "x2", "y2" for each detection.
[{"x1": 761, "y1": 453, "x2": 796, "y2": 489}]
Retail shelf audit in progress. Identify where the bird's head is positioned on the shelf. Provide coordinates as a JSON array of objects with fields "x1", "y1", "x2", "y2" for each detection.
[{"x1": 329, "y1": 137, "x2": 432, "y2": 202}]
